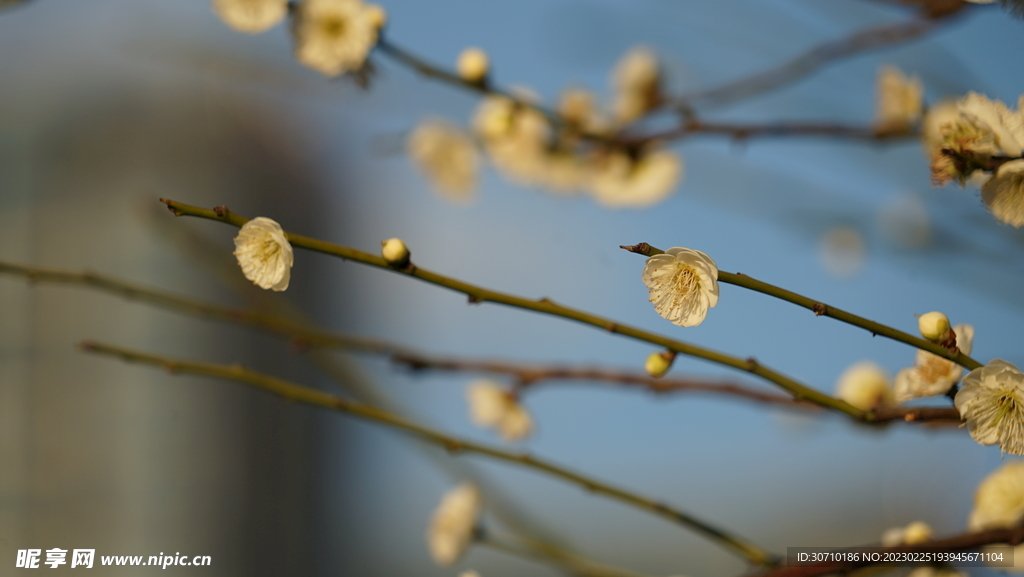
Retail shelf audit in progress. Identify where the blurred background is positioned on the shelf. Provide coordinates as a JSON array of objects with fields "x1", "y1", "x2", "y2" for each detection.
[{"x1": 2, "y1": 0, "x2": 1024, "y2": 575}]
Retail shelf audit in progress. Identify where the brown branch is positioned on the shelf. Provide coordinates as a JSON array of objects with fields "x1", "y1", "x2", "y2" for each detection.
[
  {"x1": 628, "y1": 120, "x2": 915, "y2": 147},
  {"x1": 748, "y1": 523, "x2": 1024, "y2": 577}
]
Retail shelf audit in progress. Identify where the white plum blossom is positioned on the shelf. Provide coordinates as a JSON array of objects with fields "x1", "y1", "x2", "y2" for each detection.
[
  {"x1": 981, "y1": 159, "x2": 1024, "y2": 227},
  {"x1": 408, "y1": 118, "x2": 480, "y2": 203},
  {"x1": 589, "y1": 148, "x2": 682, "y2": 208},
  {"x1": 968, "y1": 460, "x2": 1024, "y2": 572},
  {"x1": 875, "y1": 65, "x2": 923, "y2": 131},
  {"x1": 955, "y1": 360, "x2": 1024, "y2": 455},
  {"x1": 427, "y1": 483, "x2": 482, "y2": 566},
  {"x1": 642, "y1": 247, "x2": 719, "y2": 327},
  {"x1": 835, "y1": 361, "x2": 894, "y2": 411},
  {"x1": 233, "y1": 217, "x2": 294, "y2": 291},
  {"x1": 894, "y1": 324, "x2": 974, "y2": 402},
  {"x1": 924, "y1": 93, "x2": 1024, "y2": 187},
  {"x1": 611, "y1": 46, "x2": 660, "y2": 124},
  {"x1": 292, "y1": 0, "x2": 379, "y2": 77},
  {"x1": 212, "y1": 0, "x2": 287, "y2": 33},
  {"x1": 466, "y1": 380, "x2": 533, "y2": 441}
]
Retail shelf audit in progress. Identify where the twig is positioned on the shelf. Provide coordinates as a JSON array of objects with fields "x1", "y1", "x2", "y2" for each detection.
[
  {"x1": 160, "y1": 199, "x2": 869, "y2": 421},
  {"x1": 619, "y1": 243, "x2": 982, "y2": 371},
  {"x1": 80, "y1": 340, "x2": 778, "y2": 567},
  {"x1": 478, "y1": 530, "x2": 658, "y2": 577}
]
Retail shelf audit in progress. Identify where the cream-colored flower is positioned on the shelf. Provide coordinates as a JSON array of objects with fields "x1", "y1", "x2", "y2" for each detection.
[
  {"x1": 589, "y1": 148, "x2": 682, "y2": 208},
  {"x1": 427, "y1": 483, "x2": 482, "y2": 566},
  {"x1": 881, "y1": 520, "x2": 933, "y2": 546},
  {"x1": 981, "y1": 159, "x2": 1024, "y2": 228},
  {"x1": 466, "y1": 380, "x2": 533, "y2": 441},
  {"x1": 233, "y1": 217, "x2": 294, "y2": 291},
  {"x1": 611, "y1": 46, "x2": 660, "y2": 124},
  {"x1": 292, "y1": 0, "x2": 378, "y2": 77},
  {"x1": 408, "y1": 119, "x2": 480, "y2": 203},
  {"x1": 460, "y1": 572, "x2": 482, "y2": 577},
  {"x1": 924, "y1": 93, "x2": 1024, "y2": 186},
  {"x1": 968, "y1": 460, "x2": 1024, "y2": 572},
  {"x1": 213, "y1": 0, "x2": 287, "y2": 33},
  {"x1": 894, "y1": 324, "x2": 974, "y2": 403},
  {"x1": 875, "y1": 65, "x2": 923, "y2": 131},
  {"x1": 956, "y1": 360, "x2": 1024, "y2": 455},
  {"x1": 835, "y1": 361, "x2": 894, "y2": 411},
  {"x1": 457, "y1": 47, "x2": 489, "y2": 84},
  {"x1": 381, "y1": 237, "x2": 410, "y2": 267},
  {"x1": 641, "y1": 247, "x2": 718, "y2": 327},
  {"x1": 472, "y1": 92, "x2": 551, "y2": 187}
]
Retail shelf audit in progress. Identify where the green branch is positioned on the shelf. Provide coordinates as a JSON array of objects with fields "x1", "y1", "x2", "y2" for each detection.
[
  {"x1": 619, "y1": 243, "x2": 981, "y2": 371},
  {"x1": 159, "y1": 198, "x2": 868, "y2": 422},
  {"x1": 81, "y1": 340, "x2": 777, "y2": 567}
]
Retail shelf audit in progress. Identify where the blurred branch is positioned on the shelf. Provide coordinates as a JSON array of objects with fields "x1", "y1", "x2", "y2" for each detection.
[
  {"x1": 80, "y1": 340, "x2": 778, "y2": 567},
  {"x1": 629, "y1": 121, "x2": 914, "y2": 147},
  {"x1": 673, "y1": 17, "x2": 953, "y2": 111},
  {"x1": 160, "y1": 198, "x2": 870, "y2": 421},
  {"x1": 749, "y1": 523, "x2": 1024, "y2": 577},
  {"x1": 620, "y1": 243, "x2": 983, "y2": 371}
]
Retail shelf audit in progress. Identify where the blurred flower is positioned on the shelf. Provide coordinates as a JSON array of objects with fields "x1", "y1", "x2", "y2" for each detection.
[
  {"x1": 907, "y1": 568, "x2": 968, "y2": 577},
  {"x1": 408, "y1": 119, "x2": 480, "y2": 203},
  {"x1": 967, "y1": 459, "x2": 1024, "y2": 572},
  {"x1": 611, "y1": 46, "x2": 661, "y2": 124},
  {"x1": 881, "y1": 520, "x2": 933, "y2": 546},
  {"x1": 380, "y1": 237, "x2": 410, "y2": 267},
  {"x1": 233, "y1": 217, "x2": 294, "y2": 291},
  {"x1": 558, "y1": 87, "x2": 609, "y2": 135},
  {"x1": 981, "y1": 159, "x2": 1024, "y2": 227},
  {"x1": 590, "y1": 148, "x2": 682, "y2": 208},
  {"x1": 877, "y1": 192, "x2": 932, "y2": 250},
  {"x1": 895, "y1": 324, "x2": 973, "y2": 402},
  {"x1": 875, "y1": 65, "x2": 923, "y2": 131},
  {"x1": 818, "y1": 226, "x2": 865, "y2": 278},
  {"x1": 212, "y1": 0, "x2": 287, "y2": 33},
  {"x1": 460, "y1": 572, "x2": 482, "y2": 577},
  {"x1": 473, "y1": 91, "x2": 551, "y2": 187},
  {"x1": 292, "y1": 0, "x2": 378, "y2": 77},
  {"x1": 364, "y1": 3, "x2": 386, "y2": 29},
  {"x1": 457, "y1": 47, "x2": 489, "y2": 84},
  {"x1": 427, "y1": 483, "x2": 482, "y2": 566},
  {"x1": 642, "y1": 247, "x2": 719, "y2": 327},
  {"x1": 955, "y1": 360, "x2": 1024, "y2": 455},
  {"x1": 918, "y1": 311, "x2": 951, "y2": 341},
  {"x1": 923, "y1": 93, "x2": 1024, "y2": 186},
  {"x1": 835, "y1": 361, "x2": 894, "y2": 411},
  {"x1": 466, "y1": 380, "x2": 533, "y2": 441}
]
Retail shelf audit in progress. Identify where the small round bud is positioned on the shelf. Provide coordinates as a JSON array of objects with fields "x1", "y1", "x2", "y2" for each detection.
[
  {"x1": 457, "y1": 47, "x2": 489, "y2": 84},
  {"x1": 918, "y1": 311, "x2": 951, "y2": 341},
  {"x1": 381, "y1": 237, "x2": 410, "y2": 268},
  {"x1": 902, "y1": 521, "x2": 932, "y2": 545},
  {"x1": 645, "y1": 350, "x2": 676, "y2": 379},
  {"x1": 365, "y1": 4, "x2": 387, "y2": 30}
]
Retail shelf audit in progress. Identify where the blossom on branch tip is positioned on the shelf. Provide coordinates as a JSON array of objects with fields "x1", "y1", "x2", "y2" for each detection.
[
  {"x1": 292, "y1": 0, "x2": 379, "y2": 77},
  {"x1": 894, "y1": 324, "x2": 974, "y2": 403},
  {"x1": 875, "y1": 65, "x2": 923, "y2": 132},
  {"x1": 427, "y1": 483, "x2": 482, "y2": 566},
  {"x1": 955, "y1": 360, "x2": 1024, "y2": 455},
  {"x1": 466, "y1": 380, "x2": 533, "y2": 441},
  {"x1": 834, "y1": 361, "x2": 894, "y2": 411},
  {"x1": 457, "y1": 47, "x2": 489, "y2": 84},
  {"x1": 641, "y1": 247, "x2": 718, "y2": 327},
  {"x1": 233, "y1": 217, "x2": 294, "y2": 291},
  {"x1": 408, "y1": 118, "x2": 480, "y2": 202},
  {"x1": 213, "y1": 0, "x2": 287, "y2": 33}
]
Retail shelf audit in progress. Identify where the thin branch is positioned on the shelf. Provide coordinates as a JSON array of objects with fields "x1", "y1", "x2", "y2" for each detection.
[
  {"x1": 159, "y1": 199, "x2": 870, "y2": 422},
  {"x1": 672, "y1": 18, "x2": 947, "y2": 111},
  {"x1": 478, "y1": 530, "x2": 658, "y2": 577},
  {"x1": 619, "y1": 243, "x2": 982, "y2": 371},
  {"x1": 80, "y1": 340, "x2": 777, "y2": 567},
  {"x1": 748, "y1": 524, "x2": 1024, "y2": 577}
]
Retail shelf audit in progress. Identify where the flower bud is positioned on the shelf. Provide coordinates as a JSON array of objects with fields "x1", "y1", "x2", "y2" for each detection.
[
  {"x1": 902, "y1": 521, "x2": 932, "y2": 545},
  {"x1": 645, "y1": 350, "x2": 676, "y2": 378},
  {"x1": 381, "y1": 237, "x2": 411, "y2": 268},
  {"x1": 365, "y1": 4, "x2": 387, "y2": 30},
  {"x1": 918, "y1": 311, "x2": 951, "y2": 341},
  {"x1": 457, "y1": 47, "x2": 489, "y2": 84}
]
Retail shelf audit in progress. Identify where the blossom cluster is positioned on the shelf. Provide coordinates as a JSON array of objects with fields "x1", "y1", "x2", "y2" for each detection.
[{"x1": 408, "y1": 47, "x2": 683, "y2": 208}]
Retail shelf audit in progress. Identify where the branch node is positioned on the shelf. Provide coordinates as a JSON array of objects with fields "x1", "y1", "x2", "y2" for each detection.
[
  {"x1": 159, "y1": 198, "x2": 182, "y2": 216},
  {"x1": 812, "y1": 303, "x2": 828, "y2": 316},
  {"x1": 213, "y1": 205, "x2": 229, "y2": 218},
  {"x1": 745, "y1": 357, "x2": 759, "y2": 372},
  {"x1": 605, "y1": 322, "x2": 617, "y2": 333},
  {"x1": 619, "y1": 242, "x2": 651, "y2": 256},
  {"x1": 467, "y1": 295, "x2": 482, "y2": 305}
]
